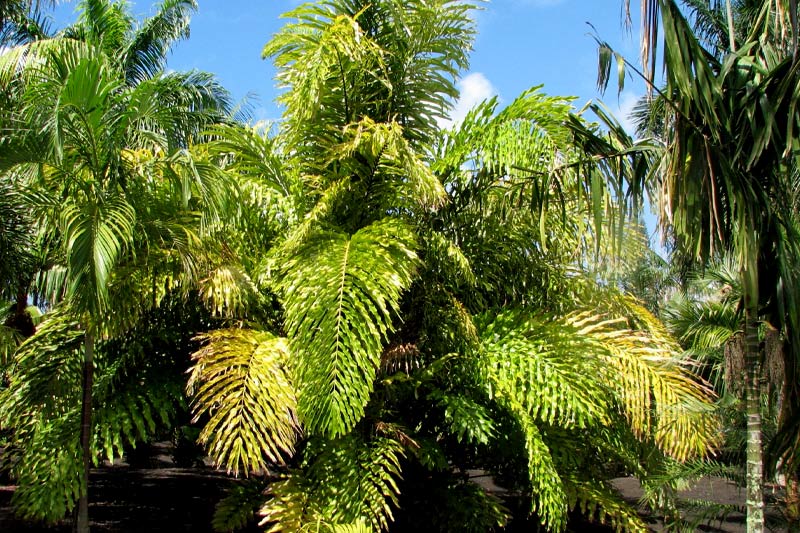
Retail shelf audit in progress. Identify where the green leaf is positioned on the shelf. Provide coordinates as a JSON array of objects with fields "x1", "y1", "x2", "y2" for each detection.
[{"x1": 278, "y1": 218, "x2": 419, "y2": 437}]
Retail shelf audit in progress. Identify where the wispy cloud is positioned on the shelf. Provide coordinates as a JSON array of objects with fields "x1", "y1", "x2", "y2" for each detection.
[{"x1": 438, "y1": 72, "x2": 499, "y2": 128}]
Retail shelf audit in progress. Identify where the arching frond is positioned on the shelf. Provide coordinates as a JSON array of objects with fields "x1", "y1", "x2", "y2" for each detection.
[
  {"x1": 478, "y1": 311, "x2": 611, "y2": 430},
  {"x1": 60, "y1": 196, "x2": 137, "y2": 319},
  {"x1": 330, "y1": 117, "x2": 446, "y2": 210},
  {"x1": 569, "y1": 303, "x2": 721, "y2": 461},
  {"x1": 278, "y1": 218, "x2": 419, "y2": 437},
  {"x1": 188, "y1": 328, "x2": 299, "y2": 475},
  {"x1": 121, "y1": 0, "x2": 197, "y2": 84},
  {"x1": 566, "y1": 479, "x2": 649, "y2": 533}
]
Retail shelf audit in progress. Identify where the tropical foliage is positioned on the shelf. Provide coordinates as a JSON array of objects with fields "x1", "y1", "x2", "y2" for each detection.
[
  {"x1": 0, "y1": 0, "x2": 745, "y2": 532},
  {"x1": 182, "y1": 1, "x2": 719, "y2": 532}
]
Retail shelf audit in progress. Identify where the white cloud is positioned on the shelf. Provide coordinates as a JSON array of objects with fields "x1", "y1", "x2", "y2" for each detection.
[
  {"x1": 438, "y1": 72, "x2": 499, "y2": 129},
  {"x1": 611, "y1": 90, "x2": 640, "y2": 137}
]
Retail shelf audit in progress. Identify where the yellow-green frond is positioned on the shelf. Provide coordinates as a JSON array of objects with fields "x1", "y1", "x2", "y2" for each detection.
[{"x1": 188, "y1": 328, "x2": 299, "y2": 475}]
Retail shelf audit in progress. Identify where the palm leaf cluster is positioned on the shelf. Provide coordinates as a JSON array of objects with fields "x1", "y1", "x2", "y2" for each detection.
[{"x1": 0, "y1": 0, "x2": 240, "y2": 526}]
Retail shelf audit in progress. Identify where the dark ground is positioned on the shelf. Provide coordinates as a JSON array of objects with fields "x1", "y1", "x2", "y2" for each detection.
[{"x1": 0, "y1": 447, "x2": 788, "y2": 532}]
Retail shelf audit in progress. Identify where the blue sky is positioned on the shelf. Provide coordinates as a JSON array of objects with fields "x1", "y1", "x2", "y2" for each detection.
[{"x1": 49, "y1": 1, "x2": 647, "y2": 130}]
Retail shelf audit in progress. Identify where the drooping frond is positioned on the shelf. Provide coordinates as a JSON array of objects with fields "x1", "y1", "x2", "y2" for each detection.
[
  {"x1": 566, "y1": 479, "x2": 649, "y2": 533},
  {"x1": 278, "y1": 218, "x2": 419, "y2": 437},
  {"x1": 260, "y1": 434, "x2": 404, "y2": 532},
  {"x1": 60, "y1": 196, "x2": 137, "y2": 319},
  {"x1": 568, "y1": 302, "x2": 721, "y2": 461},
  {"x1": 93, "y1": 367, "x2": 185, "y2": 464},
  {"x1": 428, "y1": 390, "x2": 495, "y2": 445},
  {"x1": 188, "y1": 328, "x2": 299, "y2": 475},
  {"x1": 198, "y1": 264, "x2": 258, "y2": 318},
  {"x1": 212, "y1": 478, "x2": 270, "y2": 533},
  {"x1": 329, "y1": 117, "x2": 447, "y2": 210},
  {"x1": 7, "y1": 414, "x2": 84, "y2": 523},
  {"x1": 478, "y1": 311, "x2": 611, "y2": 430}
]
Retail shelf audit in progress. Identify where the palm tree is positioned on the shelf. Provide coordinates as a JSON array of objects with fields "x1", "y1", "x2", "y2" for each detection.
[
  {"x1": 186, "y1": 1, "x2": 720, "y2": 530},
  {"x1": 603, "y1": 2, "x2": 800, "y2": 531},
  {"x1": 0, "y1": 1, "x2": 232, "y2": 530}
]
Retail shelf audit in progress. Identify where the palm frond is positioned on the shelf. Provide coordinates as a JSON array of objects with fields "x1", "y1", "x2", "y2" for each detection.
[
  {"x1": 260, "y1": 434, "x2": 404, "y2": 532},
  {"x1": 278, "y1": 218, "x2": 419, "y2": 437},
  {"x1": 60, "y1": 195, "x2": 137, "y2": 319},
  {"x1": 569, "y1": 303, "x2": 721, "y2": 461},
  {"x1": 566, "y1": 479, "x2": 649, "y2": 532},
  {"x1": 212, "y1": 478, "x2": 269, "y2": 533},
  {"x1": 188, "y1": 328, "x2": 299, "y2": 476},
  {"x1": 121, "y1": 0, "x2": 197, "y2": 84},
  {"x1": 478, "y1": 311, "x2": 611, "y2": 429},
  {"x1": 428, "y1": 390, "x2": 495, "y2": 445}
]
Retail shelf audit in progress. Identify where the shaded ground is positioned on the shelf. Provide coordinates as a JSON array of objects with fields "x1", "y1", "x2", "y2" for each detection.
[
  {"x1": 611, "y1": 477, "x2": 786, "y2": 532},
  {"x1": 0, "y1": 450, "x2": 788, "y2": 532}
]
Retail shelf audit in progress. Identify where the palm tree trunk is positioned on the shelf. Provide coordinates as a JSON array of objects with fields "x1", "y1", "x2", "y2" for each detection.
[
  {"x1": 743, "y1": 264, "x2": 764, "y2": 533},
  {"x1": 75, "y1": 329, "x2": 94, "y2": 533}
]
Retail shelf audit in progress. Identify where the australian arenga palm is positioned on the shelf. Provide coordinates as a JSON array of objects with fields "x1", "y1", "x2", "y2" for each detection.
[
  {"x1": 0, "y1": 0, "x2": 237, "y2": 529},
  {"x1": 184, "y1": 1, "x2": 721, "y2": 531}
]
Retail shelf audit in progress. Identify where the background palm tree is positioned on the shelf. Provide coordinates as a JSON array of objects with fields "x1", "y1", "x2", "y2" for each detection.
[
  {"x1": 0, "y1": 1, "x2": 233, "y2": 530},
  {"x1": 602, "y1": 1, "x2": 800, "y2": 531}
]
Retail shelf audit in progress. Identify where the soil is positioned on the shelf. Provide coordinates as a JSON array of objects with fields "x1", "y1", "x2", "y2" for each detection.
[{"x1": 0, "y1": 447, "x2": 789, "y2": 532}]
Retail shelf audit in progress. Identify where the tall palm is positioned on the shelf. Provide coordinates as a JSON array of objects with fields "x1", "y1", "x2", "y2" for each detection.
[
  {"x1": 0, "y1": 1, "x2": 231, "y2": 530},
  {"x1": 186, "y1": 2, "x2": 720, "y2": 531},
  {"x1": 603, "y1": 1, "x2": 800, "y2": 531}
]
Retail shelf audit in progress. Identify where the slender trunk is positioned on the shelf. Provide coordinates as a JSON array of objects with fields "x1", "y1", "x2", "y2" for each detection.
[
  {"x1": 75, "y1": 329, "x2": 94, "y2": 533},
  {"x1": 725, "y1": 0, "x2": 737, "y2": 52},
  {"x1": 743, "y1": 262, "x2": 764, "y2": 533}
]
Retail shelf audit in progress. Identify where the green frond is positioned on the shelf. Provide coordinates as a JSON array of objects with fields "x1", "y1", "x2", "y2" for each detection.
[
  {"x1": 428, "y1": 390, "x2": 495, "y2": 445},
  {"x1": 478, "y1": 311, "x2": 611, "y2": 429},
  {"x1": 265, "y1": 0, "x2": 477, "y2": 147},
  {"x1": 93, "y1": 371, "x2": 185, "y2": 464},
  {"x1": 566, "y1": 479, "x2": 649, "y2": 533},
  {"x1": 199, "y1": 264, "x2": 258, "y2": 318},
  {"x1": 212, "y1": 478, "x2": 269, "y2": 533},
  {"x1": 7, "y1": 414, "x2": 84, "y2": 523},
  {"x1": 663, "y1": 291, "x2": 740, "y2": 351},
  {"x1": 204, "y1": 122, "x2": 296, "y2": 198},
  {"x1": 515, "y1": 410, "x2": 569, "y2": 531},
  {"x1": 188, "y1": 328, "x2": 299, "y2": 476},
  {"x1": 0, "y1": 310, "x2": 83, "y2": 422},
  {"x1": 330, "y1": 118, "x2": 447, "y2": 210},
  {"x1": 422, "y1": 230, "x2": 476, "y2": 288},
  {"x1": 260, "y1": 435, "x2": 404, "y2": 532},
  {"x1": 121, "y1": 0, "x2": 197, "y2": 84},
  {"x1": 278, "y1": 218, "x2": 419, "y2": 437},
  {"x1": 60, "y1": 195, "x2": 137, "y2": 320}
]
